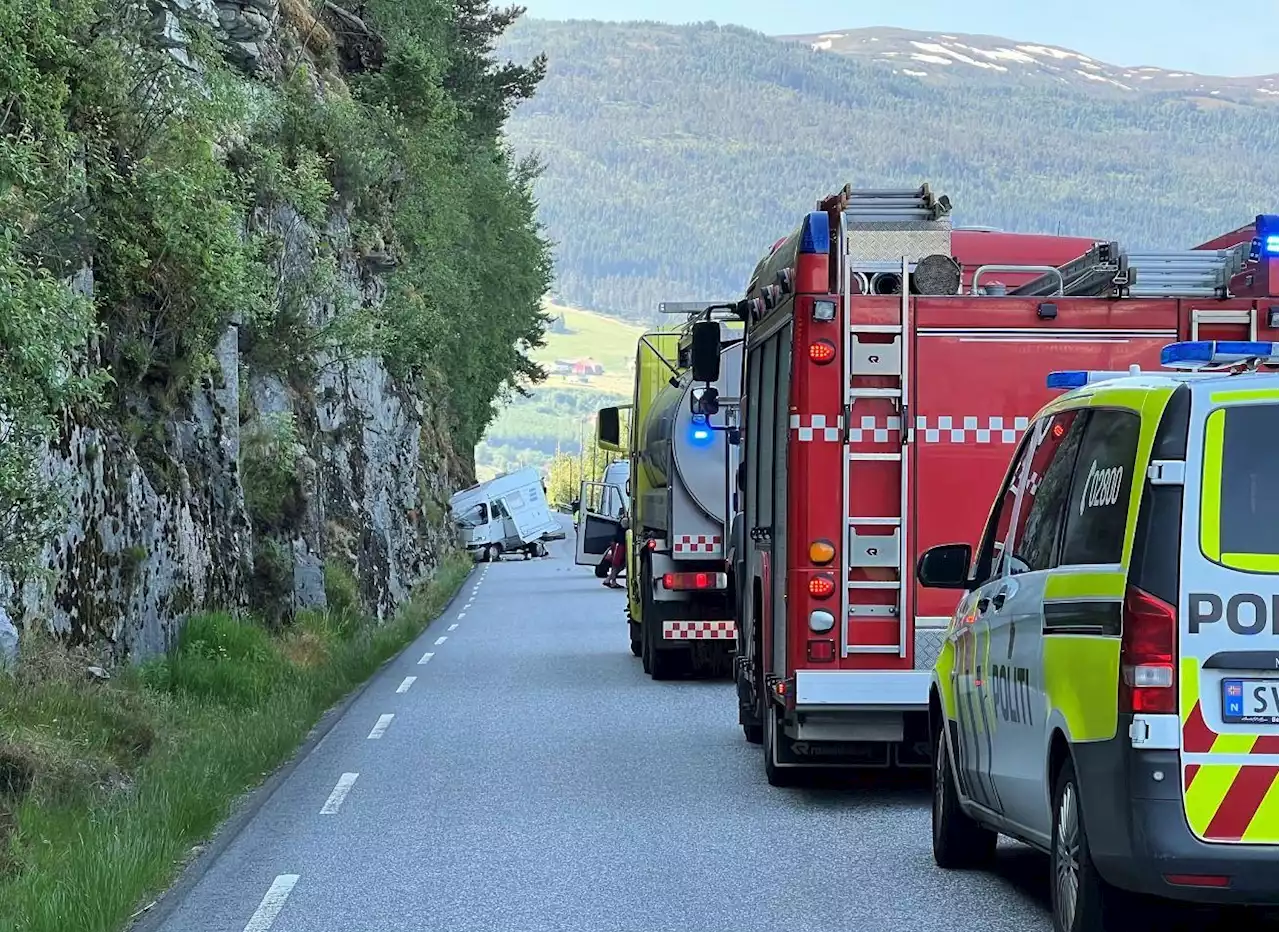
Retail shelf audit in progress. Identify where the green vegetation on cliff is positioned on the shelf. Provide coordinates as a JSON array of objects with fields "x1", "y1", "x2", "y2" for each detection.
[
  {"x1": 0, "y1": 0, "x2": 552, "y2": 570},
  {"x1": 497, "y1": 18, "x2": 1279, "y2": 320}
]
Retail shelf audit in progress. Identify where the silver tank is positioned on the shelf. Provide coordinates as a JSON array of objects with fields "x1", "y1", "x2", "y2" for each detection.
[{"x1": 638, "y1": 340, "x2": 743, "y2": 525}]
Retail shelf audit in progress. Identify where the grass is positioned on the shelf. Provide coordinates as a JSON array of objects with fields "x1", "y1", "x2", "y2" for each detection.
[
  {"x1": 0, "y1": 553, "x2": 472, "y2": 932},
  {"x1": 530, "y1": 301, "x2": 645, "y2": 397}
]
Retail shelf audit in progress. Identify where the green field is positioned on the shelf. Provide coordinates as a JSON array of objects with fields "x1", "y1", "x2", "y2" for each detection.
[{"x1": 475, "y1": 303, "x2": 644, "y2": 479}]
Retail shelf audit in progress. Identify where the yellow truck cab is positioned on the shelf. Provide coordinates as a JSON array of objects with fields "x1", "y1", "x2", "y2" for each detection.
[{"x1": 916, "y1": 340, "x2": 1279, "y2": 932}]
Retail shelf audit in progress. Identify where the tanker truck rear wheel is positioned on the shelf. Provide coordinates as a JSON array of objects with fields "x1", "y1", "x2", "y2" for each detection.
[{"x1": 629, "y1": 620, "x2": 642, "y2": 657}]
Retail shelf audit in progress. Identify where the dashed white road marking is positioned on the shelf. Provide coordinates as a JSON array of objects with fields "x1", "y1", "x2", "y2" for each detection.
[
  {"x1": 417, "y1": 652, "x2": 434, "y2": 664},
  {"x1": 457, "y1": 611, "x2": 467, "y2": 618},
  {"x1": 396, "y1": 676, "x2": 417, "y2": 693},
  {"x1": 448, "y1": 623, "x2": 458, "y2": 631},
  {"x1": 367, "y1": 714, "x2": 394, "y2": 740},
  {"x1": 243, "y1": 874, "x2": 299, "y2": 932},
  {"x1": 320, "y1": 773, "x2": 359, "y2": 815},
  {"x1": 435, "y1": 635, "x2": 448, "y2": 646}
]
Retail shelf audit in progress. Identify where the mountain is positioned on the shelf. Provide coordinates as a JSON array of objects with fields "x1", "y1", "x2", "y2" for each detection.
[
  {"x1": 779, "y1": 28, "x2": 1278, "y2": 103},
  {"x1": 497, "y1": 19, "x2": 1279, "y2": 322}
]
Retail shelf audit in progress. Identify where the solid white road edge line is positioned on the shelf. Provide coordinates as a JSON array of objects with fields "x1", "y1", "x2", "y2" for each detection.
[
  {"x1": 417, "y1": 652, "x2": 434, "y2": 664},
  {"x1": 242, "y1": 874, "x2": 300, "y2": 932},
  {"x1": 435, "y1": 636, "x2": 448, "y2": 645},
  {"x1": 367, "y1": 714, "x2": 394, "y2": 740},
  {"x1": 396, "y1": 675, "x2": 416, "y2": 693},
  {"x1": 320, "y1": 773, "x2": 359, "y2": 815}
]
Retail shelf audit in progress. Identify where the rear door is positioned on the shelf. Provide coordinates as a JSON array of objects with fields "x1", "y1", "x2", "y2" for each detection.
[
  {"x1": 575, "y1": 480, "x2": 619, "y2": 566},
  {"x1": 1179, "y1": 384, "x2": 1280, "y2": 845}
]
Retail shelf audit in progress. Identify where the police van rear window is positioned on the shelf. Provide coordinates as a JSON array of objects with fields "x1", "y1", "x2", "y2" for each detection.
[{"x1": 1201, "y1": 402, "x2": 1278, "y2": 574}]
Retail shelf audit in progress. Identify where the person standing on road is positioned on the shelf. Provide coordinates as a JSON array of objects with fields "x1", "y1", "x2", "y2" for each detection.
[{"x1": 603, "y1": 509, "x2": 629, "y2": 589}]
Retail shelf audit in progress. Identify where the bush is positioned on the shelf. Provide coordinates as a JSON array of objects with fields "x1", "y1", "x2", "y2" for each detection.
[{"x1": 141, "y1": 612, "x2": 294, "y2": 706}]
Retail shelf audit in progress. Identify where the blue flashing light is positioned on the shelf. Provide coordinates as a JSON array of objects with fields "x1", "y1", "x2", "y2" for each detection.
[
  {"x1": 1046, "y1": 366, "x2": 1144, "y2": 391},
  {"x1": 799, "y1": 211, "x2": 830, "y2": 255},
  {"x1": 1046, "y1": 371, "x2": 1089, "y2": 390},
  {"x1": 1160, "y1": 340, "x2": 1280, "y2": 370},
  {"x1": 1255, "y1": 215, "x2": 1279, "y2": 258}
]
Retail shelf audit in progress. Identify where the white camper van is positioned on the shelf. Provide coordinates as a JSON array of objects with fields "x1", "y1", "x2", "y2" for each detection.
[{"x1": 450, "y1": 467, "x2": 564, "y2": 562}]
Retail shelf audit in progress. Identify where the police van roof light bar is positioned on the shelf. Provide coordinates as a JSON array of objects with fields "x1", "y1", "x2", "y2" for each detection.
[
  {"x1": 1046, "y1": 366, "x2": 1143, "y2": 391},
  {"x1": 1159, "y1": 340, "x2": 1280, "y2": 370}
]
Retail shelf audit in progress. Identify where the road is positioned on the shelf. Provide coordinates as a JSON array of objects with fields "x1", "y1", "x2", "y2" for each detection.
[{"x1": 143, "y1": 519, "x2": 1253, "y2": 932}]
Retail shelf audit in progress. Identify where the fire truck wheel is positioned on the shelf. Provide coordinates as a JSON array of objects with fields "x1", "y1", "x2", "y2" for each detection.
[
  {"x1": 931, "y1": 728, "x2": 997, "y2": 869},
  {"x1": 763, "y1": 706, "x2": 800, "y2": 787},
  {"x1": 742, "y1": 720, "x2": 763, "y2": 745}
]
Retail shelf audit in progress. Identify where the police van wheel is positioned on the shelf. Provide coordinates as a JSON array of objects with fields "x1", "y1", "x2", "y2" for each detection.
[
  {"x1": 932, "y1": 729, "x2": 997, "y2": 869},
  {"x1": 1051, "y1": 759, "x2": 1128, "y2": 932}
]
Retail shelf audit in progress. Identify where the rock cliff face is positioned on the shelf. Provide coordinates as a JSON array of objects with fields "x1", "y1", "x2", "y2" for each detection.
[{"x1": 0, "y1": 0, "x2": 470, "y2": 660}]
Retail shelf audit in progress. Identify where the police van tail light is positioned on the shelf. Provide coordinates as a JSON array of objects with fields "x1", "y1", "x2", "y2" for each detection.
[{"x1": 1120, "y1": 585, "x2": 1178, "y2": 714}]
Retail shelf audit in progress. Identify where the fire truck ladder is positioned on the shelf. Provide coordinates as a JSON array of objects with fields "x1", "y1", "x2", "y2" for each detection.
[
  {"x1": 1009, "y1": 241, "x2": 1251, "y2": 299},
  {"x1": 841, "y1": 252, "x2": 914, "y2": 660},
  {"x1": 835, "y1": 186, "x2": 953, "y2": 661}
]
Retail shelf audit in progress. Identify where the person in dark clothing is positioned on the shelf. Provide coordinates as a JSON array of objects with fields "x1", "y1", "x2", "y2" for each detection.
[{"x1": 603, "y1": 509, "x2": 629, "y2": 588}]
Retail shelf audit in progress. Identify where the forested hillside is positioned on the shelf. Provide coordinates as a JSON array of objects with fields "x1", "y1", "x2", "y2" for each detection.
[{"x1": 497, "y1": 19, "x2": 1279, "y2": 321}]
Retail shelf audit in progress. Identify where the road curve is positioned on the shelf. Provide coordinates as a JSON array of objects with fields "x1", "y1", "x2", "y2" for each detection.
[{"x1": 145, "y1": 518, "x2": 1256, "y2": 932}]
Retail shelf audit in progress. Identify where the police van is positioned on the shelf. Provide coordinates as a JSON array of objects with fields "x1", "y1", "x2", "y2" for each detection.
[{"x1": 915, "y1": 340, "x2": 1279, "y2": 932}]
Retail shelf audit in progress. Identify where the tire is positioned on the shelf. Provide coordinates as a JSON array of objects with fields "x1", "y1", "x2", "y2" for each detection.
[
  {"x1": 628, "y1": 620, "x2": 642, "y2": 657},
  {"x1": 486, "y1": 544, "x2": 501, "y2": 563},
  {"x1": 1051, "y1": 758, "x2": 1131, "y2": 932},
  {"x1": 932, "y1": 728, "x2": 997, "y2": 869},
  {"x1": 742, "y1": 720, "x2": 763, "y2": 745},
  {"x1": 763, "y1": 705, "x2": 800, "y2": 787},
  {"x1": 594, "y1": 558, "x2": 609, "y2": 578}
]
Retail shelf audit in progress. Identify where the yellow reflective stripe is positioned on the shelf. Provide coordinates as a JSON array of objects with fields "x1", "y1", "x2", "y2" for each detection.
[
  {"x1": 1044, "y1": 570, "x2": 1126, "y2": 601},
  {"x1": 1222, "y1": 552, "x2": 1280, "y2": 574},
  {"x1": 1210, "y1": 732, "x2": 1258, "y2": 755},
  {"x1": 1180, "y1": 656, "x2": 1200, "y2": 720},
  {"x1": 1184, "y1": 763, "x2": 1238, "y2": 838},
  {"x1": 1043, "y1": 636, "x2": 1120, "y2": 741},
  {"x1": 1200, "y1": 408, "x2": 1224, "y2": 562},
  {"x1": 1210, "y1": 387, "x2": 1279, "y2": 403},
  {"x1": 1243, "y1": 775, "x2": 1280, "y2": 844}
]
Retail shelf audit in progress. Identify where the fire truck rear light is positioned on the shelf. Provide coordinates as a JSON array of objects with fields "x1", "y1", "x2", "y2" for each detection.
[
  {"x1": 1163, "y1": 874, "x2": 1230, "y2": 888},
  {"x1": 661, "y1": 571, "x2": 726, "y2": 590},
  {"x1": 808, "y1": 340, "x2": 836, "y2": 364},
  {"x1": 808, "y1": 610, "x2": 835, "y2": 633},
  {"x1": 812, "y1": 299, "x2": 836, "y2": 322},
  {"x1": 808, "y1": 575, "x2": 835, "y2": 599},
  {"x1": 808, "y1": 539, "x2": 835, "y2": 565},
  {"x1": 807, "y1": 639, "x2": 835, "y2": 663}
]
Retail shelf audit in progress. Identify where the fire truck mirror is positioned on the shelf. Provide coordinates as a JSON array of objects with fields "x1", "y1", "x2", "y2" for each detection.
[
  {"x1": 690, "y1": 321, "x2": 721, "y2": 383},
  {"x1": 915, "y1": 543, "x2": 974, "y2": 590},
  {"x1": 736, "y1": 462, "x2": 745, "y2": 491},
  {"x1": 596, "y1": 407, "x2": 622, "y2": 450}
]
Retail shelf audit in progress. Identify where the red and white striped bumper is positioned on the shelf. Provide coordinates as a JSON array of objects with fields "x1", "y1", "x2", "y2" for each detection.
[{"x1": 662, "y1": 620, "x2": 736, "y2": 640}]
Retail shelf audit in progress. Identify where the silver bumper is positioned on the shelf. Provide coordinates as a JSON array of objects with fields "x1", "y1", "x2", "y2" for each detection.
[{"x1": 793, "y1": 670, "x2": 931, "y2": 710}]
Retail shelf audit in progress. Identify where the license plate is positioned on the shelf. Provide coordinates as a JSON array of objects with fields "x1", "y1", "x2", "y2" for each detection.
[{"x1": 1222, "y1": 678, "x2": 1280, "y2": 725}]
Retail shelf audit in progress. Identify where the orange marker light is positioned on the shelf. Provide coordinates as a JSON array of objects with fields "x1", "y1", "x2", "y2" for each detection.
[{"x1": 808, "y1": 540, "x2": 835, "y2": 565}]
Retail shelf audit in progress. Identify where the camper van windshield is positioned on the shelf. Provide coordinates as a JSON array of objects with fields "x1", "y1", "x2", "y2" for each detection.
[{"x1": 458, "y1": 503, "x2": 487, "y2": 527}]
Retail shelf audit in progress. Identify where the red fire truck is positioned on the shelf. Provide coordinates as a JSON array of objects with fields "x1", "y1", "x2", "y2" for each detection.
[{"x1": 688, "y1": 187, "x2": 1278, "y2": 786}]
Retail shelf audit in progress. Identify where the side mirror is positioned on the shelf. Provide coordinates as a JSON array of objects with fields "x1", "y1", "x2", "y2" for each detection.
[
  {"x1": 690, "y1": 320, "x2": 721, "y2": 383},
  {"x1": 596, "y1": 406, "x2": 622, "y2": 451},
  {"x1": 915, "y1": 543, "x2": 974, "y2": 590},
  {"x1": 570, "y1": 500, "x2": 580, "y2": 514},
  {"x1": 736, "y1": 462, "x2": 745, "y2": 491},
  {"x1": 693, "y1": 386, "x2": 720, "y2": 415}
]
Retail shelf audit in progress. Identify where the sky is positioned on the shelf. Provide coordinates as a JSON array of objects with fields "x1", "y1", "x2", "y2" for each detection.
[{"x1": 513, "y1": 0, "x2": 1280, "y2": 76}]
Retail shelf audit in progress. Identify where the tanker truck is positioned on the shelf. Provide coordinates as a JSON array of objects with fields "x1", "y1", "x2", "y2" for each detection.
[{"x1": 596, "y1": 303, "x2": 743, "y2": 680}]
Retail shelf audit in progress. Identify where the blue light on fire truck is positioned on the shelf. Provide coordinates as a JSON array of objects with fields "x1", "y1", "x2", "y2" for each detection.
[
  {"x1": 799, "y1": 211, "x2": 830, "y2": 254},
  {"x1": 1256, "y1": 214, "x2": 1278, "y2": 254},
  {"x1": 1159, "y1": 341, "x2": 1280, "y2": 369}
]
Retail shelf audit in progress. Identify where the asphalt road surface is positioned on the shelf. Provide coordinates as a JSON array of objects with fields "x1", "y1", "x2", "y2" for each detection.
[{"x1": 145, "y1": 519, "x2": 1266, "y2": 932}]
